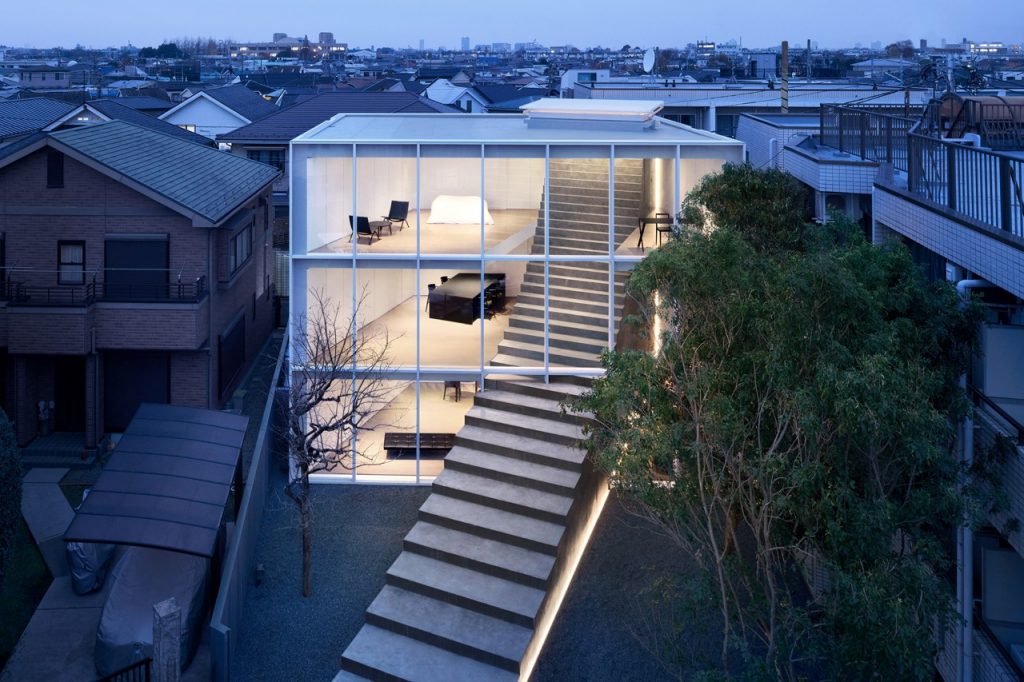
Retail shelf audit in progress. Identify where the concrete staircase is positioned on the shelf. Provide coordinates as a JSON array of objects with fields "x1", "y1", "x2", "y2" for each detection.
[
  {"x1": 491, "y1": 158, "x2": 639, "y2": 370},
  {"x1": 338, "y1": 159, "x2": 637, "y2": 681}
]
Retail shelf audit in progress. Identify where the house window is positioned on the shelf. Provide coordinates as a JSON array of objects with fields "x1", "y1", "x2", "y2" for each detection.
[
  {"x1": 47, "y1": 150, "x2": 64, "y2": 188},
  {"x1": 58, "y1": 241, "x2": 85, "y2": 285},
  {"x1": 229, "y1": 222, "x2": 253, "y2": 274},
  {"x1": 246, "y1": 148, "x2": 286, "y2": 172},
  {"x1": 179, "y1": 124, "x2": 197, "y2": 133}
]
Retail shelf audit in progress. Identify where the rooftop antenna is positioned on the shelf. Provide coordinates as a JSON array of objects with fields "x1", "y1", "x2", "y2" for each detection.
[{"x1": 643, "y1": 47, "x2": 656, "y2": 80}]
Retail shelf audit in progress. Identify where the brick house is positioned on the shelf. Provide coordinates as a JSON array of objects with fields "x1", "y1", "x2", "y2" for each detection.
[{"x1": 0, "y1": 119, "x2": 280, "y2": 452}]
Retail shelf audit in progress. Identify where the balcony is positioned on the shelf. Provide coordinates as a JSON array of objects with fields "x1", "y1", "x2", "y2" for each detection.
[
  {"x1": 1, "y1": 277, "x2": 208, "y2": 307},
  {"x1": 818, "y1": 103, "x2": 919, "y2": 172},
  {"x1": 0, "y1": 273, "x2": 211, "y2": 353}
]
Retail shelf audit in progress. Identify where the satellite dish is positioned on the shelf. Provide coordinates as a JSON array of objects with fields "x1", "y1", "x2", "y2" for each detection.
[{"x1": 643, "y1": 48, "x2": 656, "y2": 73}]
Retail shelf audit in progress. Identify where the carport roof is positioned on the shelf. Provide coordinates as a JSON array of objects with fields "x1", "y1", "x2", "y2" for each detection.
[{"x1": 63, "y1": 403, "x2": 249, "y2": 557}]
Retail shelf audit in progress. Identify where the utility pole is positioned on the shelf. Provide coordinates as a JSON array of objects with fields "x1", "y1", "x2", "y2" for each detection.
[
  {"x1": 806, "y1": 39, "x2": 812, "y2": 81},
  {"x1": 781, "y1": 41, "x2": 789, "y2": 113}
]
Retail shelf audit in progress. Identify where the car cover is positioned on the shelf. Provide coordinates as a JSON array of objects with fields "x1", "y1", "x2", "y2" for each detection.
[{"x1": 94, "y1": 546, "x2": 209, "y2": 676}]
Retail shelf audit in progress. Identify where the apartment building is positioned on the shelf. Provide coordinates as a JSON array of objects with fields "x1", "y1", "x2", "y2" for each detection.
[
  {"x1": 741, "y1": 92, "x2": 1024, "y2": 680},
  {"x1": 0, "y1": 120, "x2": 279, "y2": 455},
  {"x1": 290, "y1": 99, "x2": 743, "y2": 678}
]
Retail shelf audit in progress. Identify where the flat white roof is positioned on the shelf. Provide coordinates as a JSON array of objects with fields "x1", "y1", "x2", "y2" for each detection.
[{"x1": 294, "y1": 112, "x2": 741, "y2": 146}]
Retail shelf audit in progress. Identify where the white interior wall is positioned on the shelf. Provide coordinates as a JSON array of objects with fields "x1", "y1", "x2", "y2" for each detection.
[
  {"x1": 306, "y1": 156, "x2": 354, "y2": 251},
  {"x1": 356, "y1": 157, "x2": 417, "y2": 221}
]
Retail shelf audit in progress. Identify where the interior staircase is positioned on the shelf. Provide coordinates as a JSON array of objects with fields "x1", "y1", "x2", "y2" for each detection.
[{"x1": 337, "y1": 159, "x2": 641, "y2": 681}]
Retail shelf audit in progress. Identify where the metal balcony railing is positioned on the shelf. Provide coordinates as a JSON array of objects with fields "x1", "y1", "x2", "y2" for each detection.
[
  {"x1": 907, "y1": 132, "x2": 1024, "y2": 238},
  {"x1": 920, "y1": 96, "x2": 1024, "y2": 151},
  {"x1": 818, "y1": 104, "x2": 920, "y2": 172},
  {"x1": 0, "y1": 276, "x2": 207, "y2": 307}
]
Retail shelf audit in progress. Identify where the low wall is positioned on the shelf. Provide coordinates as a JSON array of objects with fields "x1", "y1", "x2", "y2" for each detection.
[{"x1": 209, "y1": 334, "x2": 288, "y2": 682}]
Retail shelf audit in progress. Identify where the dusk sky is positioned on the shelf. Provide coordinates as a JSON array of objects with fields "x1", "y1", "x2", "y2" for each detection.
[{"x1": 1, "y1": 0, "x2": 1021, "y2": 50}]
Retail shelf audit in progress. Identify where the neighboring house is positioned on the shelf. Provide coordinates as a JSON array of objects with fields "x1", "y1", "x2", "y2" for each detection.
[
  {"x1": 415, "y1": 67, "x2": 472, "y2": 84},
  {"x1": 558, "y1": 68, "x2": 610, "y2": 96},
  {"x1": 473, "y1": 84, "x2": 548, "y2": 113},
  {"x1": 218, "y1": 91, "x2": 456, "y2": 210},
  {"x1": 15, "y1": 66, "x2": 72, "y2": 90},
  {"x1": 0, "y1": 97, "x2": 74, "y2": 146},
  {"x1": 778, "y1": 94, "x2": 1024, "y2": 681},
  {"x1": 423, "y1": 78, "x2": 488, "y2": 113},
  {"x1": 159, "y1": 84, "x2": 279, "y2": 139},
  {"x1": 734, "y1": 112, "x2": 820, "y2": 171},
  {"x1": 42, "y1": 99, "x2": 215, "y2": 145},
  {"x1": 0, "y1": 120, "x2": 280, "y2": 453}
]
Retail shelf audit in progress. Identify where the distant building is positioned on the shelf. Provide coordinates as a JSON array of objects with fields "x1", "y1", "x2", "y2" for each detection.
[
  {"x1": 419, "y1": 39, "x2": 425, "y2": 51},
  {"x1": 491, "y1": 42, "x2": 511, "y2": 53},
  {"x1": 461, "y1": 36, "x2": 470, "y2": 52},
  {"x1": 15, "y1": 65, "x2": 71, "y2": 90},
  {"x1": 319, "y1": 32, "x2": 335, "y2": 46},
  {"x1": 273, "y1": 32, "x2": 288, "y2": 42}
]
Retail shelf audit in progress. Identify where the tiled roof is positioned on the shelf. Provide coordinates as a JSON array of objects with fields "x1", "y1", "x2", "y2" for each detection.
[
  {"x1": 49, "y1": 120, "x2": 279, "y2": 224},
  {"x1": 85, "y1": 100, "x2": 215, "y2": 145},
  {"x1": 217, "y1": 91, "x2": 456, "y2": 143},
  {"x1": 203, "y1": 84, "x2": 279, "y2": 122},
  {"x1": 109, "y1": 94, "x2": 173, "y2": 111},
  {"x1": 0, "y1": 97, "x2": 75, "y2": 140}
]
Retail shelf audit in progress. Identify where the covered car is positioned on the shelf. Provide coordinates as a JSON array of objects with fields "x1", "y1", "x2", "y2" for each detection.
[{"x1": 94, "y1": 546, "x2": 209, "y2": 676}]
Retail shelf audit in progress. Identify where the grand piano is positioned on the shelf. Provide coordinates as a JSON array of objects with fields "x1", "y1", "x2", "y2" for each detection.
[{"x1": 428, "y1": 273, "x2": 505, "y2": 325}]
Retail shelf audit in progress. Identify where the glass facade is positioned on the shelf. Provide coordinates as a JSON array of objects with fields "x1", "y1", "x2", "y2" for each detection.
[{"x1": 292, "y1": 136, "x2": 743, "y2": 482}]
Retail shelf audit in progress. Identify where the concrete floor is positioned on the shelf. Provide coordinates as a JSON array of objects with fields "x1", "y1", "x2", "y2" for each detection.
[
  {"x1": 359, "y1": 296, "x2": 513, "y2": 369},
  {"x1": 313, "y1": 209, "x2": 537, "y2": 255}
]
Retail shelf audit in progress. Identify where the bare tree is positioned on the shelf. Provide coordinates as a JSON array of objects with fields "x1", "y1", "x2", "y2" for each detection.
[{"x1": 285, "y1": 289, "x2": 393, "y2": 596}]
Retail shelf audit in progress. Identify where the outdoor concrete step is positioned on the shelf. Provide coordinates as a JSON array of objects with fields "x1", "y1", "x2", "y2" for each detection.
[
  {"x1": 496, "y1": 339, "x2": 602, "y2": 367},
  {"x1": 504, "y1": 327, "x2": 609, "y2": 356},
  {"x1": 419, "y1": 493, "x2": 567, "y2": 556},
  {"x1": 455, "y1": 423, "x2": 586, "y2": 471},
  {"x1": 542, "y1": 194, "x2": 643, "y2": 210},
  {"x1": 484, "y1": 378, "x2": 591, "y2": 401},
  {"x1": 432, "y1": 469, "x2": 574, "y2": 524},
  {"x1": 464, "y1": 404, "x2": 584, "y2": 446},
  {"x1": 443, "y1": 446, "x2": 581, "y2": 496},
  {"x1": 341, "y1": 624, "x2": 517, "y2": 682},
  {"x1": 366, "y1": 585, "x2": 532, "y2": 672},
  {"x1": 490, "y1": 351, "x2": 596, "y2": 370},
  {"x1": 510, "y1": 302, "x2": 611, "y2": 328},
  {"x1": 331, "y1": 670, "x2": 368, "y2": 682},
  {"x1": 386, "y1": 549, "x2": 546, "y2": 627},
  {"x1": 547, "y1": 183, "x2": 642, "y2": 197},
  {"x1": 404, "y1": 521, "x2": 555, "y2": 589},
  {"x1": 520, "y1": 281, "x2": 624, "y2": 304},
  {"x1": 472, "y1": 388, "x2": 584, "y2": 423}
]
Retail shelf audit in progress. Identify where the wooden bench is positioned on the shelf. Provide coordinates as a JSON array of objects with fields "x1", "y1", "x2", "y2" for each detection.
[{"x1": 383, "y1": 432, "x2": 455, "y2": 459}]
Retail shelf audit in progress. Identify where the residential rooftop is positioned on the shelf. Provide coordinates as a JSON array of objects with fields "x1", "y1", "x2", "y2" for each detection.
[{"x1": 296, "y1": 108, "x2": 741, "y2": 146}]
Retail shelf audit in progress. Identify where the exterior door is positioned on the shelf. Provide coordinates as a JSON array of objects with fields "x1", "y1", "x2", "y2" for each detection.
[{"x1": 53, "y1": 355, "x2": 86, "y2": 432}]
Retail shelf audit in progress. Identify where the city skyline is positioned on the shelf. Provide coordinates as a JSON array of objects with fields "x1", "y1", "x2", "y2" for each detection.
[{"x1": 1, "y1": 0, "x2": 1022, "y2": 51}]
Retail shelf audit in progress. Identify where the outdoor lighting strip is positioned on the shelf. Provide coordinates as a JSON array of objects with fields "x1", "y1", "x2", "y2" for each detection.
[{"x1": 520, "y1": 478, "x2": 612, "y2": 681}]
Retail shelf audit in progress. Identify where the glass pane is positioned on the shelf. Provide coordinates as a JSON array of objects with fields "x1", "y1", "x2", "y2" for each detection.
[
  {"x1": 60, "y1": 243, "x2": 84, "y2": 263},
  {"x1": 484, "y1": 258, "x2": 542, "y2": 369},
  {"x1": 546, "y1": 148, "x2": 612, "y2": 257},
  {"x1": 483, "y1": 146, "x2": 545, "y2": 257},
  {"x1": 419, "y1": 265, "x2": 485, "y2": 371},
  {"x1": 546, "y1": 260, "x2": 612, "y2": 372},
  {"x1": 419, "y1": 146, "x2": 483, "y2": 255},
  {"x1": 302, "y1": 146, "x2": 354, "y2": 255},
  {"x1": 353, "y1": 145, "x2": 416, "y2": 255}
]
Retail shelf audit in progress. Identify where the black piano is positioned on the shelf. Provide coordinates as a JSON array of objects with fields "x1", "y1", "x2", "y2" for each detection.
[{"x1": 428, "y1": 273, "x2": 505, "y2": 324}]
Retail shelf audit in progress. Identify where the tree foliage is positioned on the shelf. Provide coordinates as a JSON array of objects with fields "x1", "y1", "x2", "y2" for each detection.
[
  {"x1": 573, "y1": 166, "x2": 982, "y2": 679},
  {"x1": 0, "y1": 408, "x2": 22, "y2": 586}
]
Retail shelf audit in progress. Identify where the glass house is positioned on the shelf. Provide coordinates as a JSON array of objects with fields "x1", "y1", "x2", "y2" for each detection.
[{"x1": 290, "y1": 99, "x2": 744, "y2": 483}]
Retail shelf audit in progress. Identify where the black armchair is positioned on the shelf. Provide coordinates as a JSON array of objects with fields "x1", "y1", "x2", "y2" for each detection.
[
  {"x1": 383, "y1": 200, "x2": 410, "y2": 231},
  {"x1": 349, "y1": 215, "x2": 377, "y2": 244}
]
